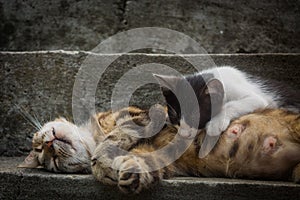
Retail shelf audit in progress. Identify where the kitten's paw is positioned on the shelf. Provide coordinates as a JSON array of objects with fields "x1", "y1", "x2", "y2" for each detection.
[
  {"x1": 112, "y1": 155, "x2": 156, "y2": 194},
  {"x1": 206, "y1": 116, "x2": 230, "y2": 136}
]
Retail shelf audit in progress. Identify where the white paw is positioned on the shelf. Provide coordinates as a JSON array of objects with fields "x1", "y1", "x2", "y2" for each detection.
[{"x1": 206, "y1": 116, "x2": 230, "y2": 136}]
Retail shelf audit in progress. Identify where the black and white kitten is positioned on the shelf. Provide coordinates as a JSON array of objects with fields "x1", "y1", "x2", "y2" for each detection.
[{"x1": 154, "y1": 66, "x2": 299, "y2": 141}]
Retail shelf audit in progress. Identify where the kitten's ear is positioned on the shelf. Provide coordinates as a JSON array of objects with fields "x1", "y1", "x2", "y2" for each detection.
[
  {"x1": 204, "y1": 78, "x2": 224, "y2": 98},
  {"x1": 153, "y1": 74, "x2": 182, "y2": 125},
  {"x1": 153, "y1": 74, "x2": 181, "y2": 92},
  {"x1": 203, "y1": 79, "x2": 224, "y2": 116},
  {"x1": 18, "y1": 151, "x2": 40, "y2": 168}
]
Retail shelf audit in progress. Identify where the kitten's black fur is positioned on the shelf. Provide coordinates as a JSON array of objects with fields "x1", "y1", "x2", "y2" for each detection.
[
  {"x1": 158, "y1": 73, "x2": 224, "y2": 129},
  {"x1": 157, "y1": 72, "x2": 300, "y2": 131}
]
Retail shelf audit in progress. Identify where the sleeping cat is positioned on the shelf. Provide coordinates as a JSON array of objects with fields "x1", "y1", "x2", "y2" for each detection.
[
  {"x1": 18, "y1": 116, "x2": 99, "y2": 173},
  {"x1": 92, "y1": 108, "x2": 300, "y2": 193},
  {"x1": 18, "y1": 106, "x2": 153, "y2": 173},
  {"x1": 19, "y1": 106, "x2": 300, "y2": 194},
  {"x1": 154, "y1": 66, "x2": 300, "y2": 156}
]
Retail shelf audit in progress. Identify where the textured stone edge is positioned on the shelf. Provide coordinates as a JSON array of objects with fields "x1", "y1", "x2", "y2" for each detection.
[
  {"x1": 1, "y1": 157, "x2": 300, "y2": 200},
  {"x1": 1, "y1": 50, "x2": 300, "y2": 56}
]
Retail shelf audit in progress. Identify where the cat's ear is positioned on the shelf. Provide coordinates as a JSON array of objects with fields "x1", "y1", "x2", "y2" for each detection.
[
  {"x1": 153, "y1": 74, "x2": 182, "y2": 125},
  {"x1": 203, "y1": 78, "x2": 224, "y2": 98},
  {"x1": 203, "y1": 79, "x2": 224, "y2": 116},
  {"x1": 153, "y1": 74, "x2": 181, "y2": 92},
  {"x1": 18, "y1": 151, "x2": 41, "y2": 168},
  {"x1": 90, "y1": 114, "x2": 105, "y2": 142}
]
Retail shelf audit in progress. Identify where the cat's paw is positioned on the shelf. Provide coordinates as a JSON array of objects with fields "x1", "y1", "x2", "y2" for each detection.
[
  {"x1": 112, "y1": 155, "x2": 156, "y2": 194},
  {"x1": 206, "y1": 116, "x2": 230, "y2": 136},
  {"x1": 91, "y1": 142, "x2": 119, "y2": 185},
  {"x1": 91, "y1": 155, "x2": 118, "y2": 185}
]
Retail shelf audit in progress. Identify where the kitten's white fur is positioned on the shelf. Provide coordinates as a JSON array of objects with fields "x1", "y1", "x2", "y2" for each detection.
[{"x1": 199, "y1": 66, "x2": 278, "y2": 136}]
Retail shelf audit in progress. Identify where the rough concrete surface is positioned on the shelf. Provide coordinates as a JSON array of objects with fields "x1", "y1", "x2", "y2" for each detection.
[
  {"x1": 1, "y1": 157, "x2": 300, "y2": 200},
  {"x1": 0, "y1": 52, "x2": 300, "y2": 156},
  {"x1": 0, "y1": 0, "x2": 299, "y2": 53}
]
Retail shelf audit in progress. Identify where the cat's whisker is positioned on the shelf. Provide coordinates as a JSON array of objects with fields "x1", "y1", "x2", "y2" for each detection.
[
  {"x1": 32, "y1": 112, "x2": 43, "y2": 130},
  {"x1": 15, "y1": 104, "x2": 41, "y2": 131},
  {"x1": 30, "y1": 111, "x2": 42, "y2": 130}
]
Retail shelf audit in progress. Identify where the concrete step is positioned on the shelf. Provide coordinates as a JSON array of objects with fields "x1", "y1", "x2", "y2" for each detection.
[
  {"x1": 1, "y1": 52, "x2": 300, "y2": 199},
  {"x1": 1, "y1": 157, "x2": 300, "y2": 200}
]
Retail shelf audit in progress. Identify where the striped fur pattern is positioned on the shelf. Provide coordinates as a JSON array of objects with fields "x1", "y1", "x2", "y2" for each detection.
[
  {"x1": 21, "y1": 106, "x2": 300, "y2": 194},
  {"x1": 91, "y1": 108, "x2": 300, "y2": 193}
]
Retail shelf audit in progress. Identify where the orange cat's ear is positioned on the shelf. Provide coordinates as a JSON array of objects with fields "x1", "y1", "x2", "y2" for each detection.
[{"x1": 18, "y1": 151, "x2": 41, "y2": 168}]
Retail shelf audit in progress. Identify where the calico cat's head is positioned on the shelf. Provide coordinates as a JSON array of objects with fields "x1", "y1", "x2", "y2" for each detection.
[
  {"x1": 154, "y1": 73, "x2": 224, "y2": 134},
  {"x1": 19, "y1": 118, "x2": 96, "y2": 173}
]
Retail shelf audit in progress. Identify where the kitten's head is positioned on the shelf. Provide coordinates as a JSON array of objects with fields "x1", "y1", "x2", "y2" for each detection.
[
  {"x1": 19, "y1": 118, "x2": 96, "y2": 173},
  {"x1": 154, "y1": 73, "x2": 224, "y2": 131}
]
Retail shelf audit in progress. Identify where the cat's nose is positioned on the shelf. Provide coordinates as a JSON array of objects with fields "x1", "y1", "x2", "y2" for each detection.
[
  {"x1": 52, "y1": 128, "x2": 56, "y2": 136},
  {"x1": 91, "y1": 157, "x2": 98, "y2": 166},
  {"x1": 45, "y1": 140, "x2": 54, "y2": 148}
]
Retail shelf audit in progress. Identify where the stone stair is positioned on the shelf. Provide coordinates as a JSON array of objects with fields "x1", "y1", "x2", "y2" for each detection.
[
  {"x1": 1, "y1": 157, "x2": 300, "y2": 200},
  {"x1": 0, "y1": 52, "x2": 300, "y2": 199}
]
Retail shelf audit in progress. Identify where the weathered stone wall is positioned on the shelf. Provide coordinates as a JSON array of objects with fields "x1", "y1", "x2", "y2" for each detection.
[
  {"x1": 1, "y1": 52, "x2": 299, "y2": 156},
  {"x1": 0, "y1": 0, "x2": 299, "y2": 53}
]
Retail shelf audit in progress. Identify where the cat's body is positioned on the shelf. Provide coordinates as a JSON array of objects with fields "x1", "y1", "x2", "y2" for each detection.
[
  {"x1": 20, "y1": 106, "x2": 300, "y2": 194},
  {"x1": 156, "y1": 66, "x2": 299, "y2": 137},
  {"x1": 155, "y1": 67, "x2": 300, "y2": 156},
  {"x1": 92, "y1": 108, "x2": 300, "y2": 193}
]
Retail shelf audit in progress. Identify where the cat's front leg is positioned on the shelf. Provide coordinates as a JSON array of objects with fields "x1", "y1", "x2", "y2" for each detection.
[
  {"x1": 206, "y1": 96, "x2": 269, "y2": 136},
  {"x1": 91, "y1": 140, "x2": 120, "y2": 185},
  {"x1": 91, "y1": 127, "x2": 142, "y2": 185},
  {"x1": 206, "y1": 112, "x2": 231, "y2": 137}
]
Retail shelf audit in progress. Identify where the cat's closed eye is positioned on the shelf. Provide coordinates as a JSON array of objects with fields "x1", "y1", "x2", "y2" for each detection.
[{"x1": 34, "y1": 148, "x2": 42, "y2": 153}]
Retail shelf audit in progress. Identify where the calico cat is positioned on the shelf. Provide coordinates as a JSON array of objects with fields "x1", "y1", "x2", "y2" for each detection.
[
  {"x1": 20, "y1": 106, "x2": 300, "y2": 194},
  {"x1": 92, "y1": 109, "x2": 300, "y2": 194},
  {"x1": 154, "y1": 66, "x2": 300, "y2": 156}
]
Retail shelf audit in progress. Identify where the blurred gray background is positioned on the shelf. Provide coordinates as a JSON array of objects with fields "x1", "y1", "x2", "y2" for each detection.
[{"x1": 0, "y1": 0, "x2": 299, "y2": 53}]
